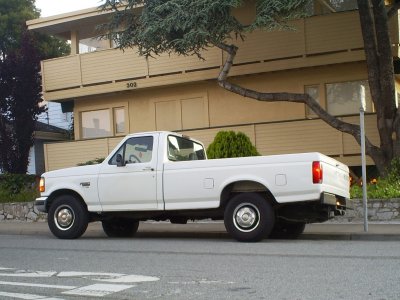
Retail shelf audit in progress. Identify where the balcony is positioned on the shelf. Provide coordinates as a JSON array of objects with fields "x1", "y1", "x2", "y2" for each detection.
[{"x1": 38, "y1": 10, "x2": 400, "y2": 101}]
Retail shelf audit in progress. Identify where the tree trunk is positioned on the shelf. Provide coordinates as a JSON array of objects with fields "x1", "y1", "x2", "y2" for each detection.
[{"x1": 357, "y1": 0, "x2": 398, "y2": 174}]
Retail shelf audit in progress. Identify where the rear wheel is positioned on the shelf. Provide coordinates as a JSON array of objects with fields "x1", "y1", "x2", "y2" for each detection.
[
  {"x1": 48, "y1": 195, "x2": 88, "y2": 239},
  {"x1": 269, "y1": 221, "x2": 306, "y2": 239},
  {"x1": 102, "y1": 218, "x2": 139, "y2": 237},
  {"x1": 224, "y1": 193, "x2": 275, "y2": 242}
]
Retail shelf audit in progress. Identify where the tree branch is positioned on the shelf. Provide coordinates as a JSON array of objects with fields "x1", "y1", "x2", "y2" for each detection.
[{"x1": 215, "y1": 42, "x2": 381, "y2": 159}]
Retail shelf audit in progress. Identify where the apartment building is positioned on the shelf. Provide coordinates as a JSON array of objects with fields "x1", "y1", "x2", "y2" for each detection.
[{"x1": 27, "y1": 0, "x2": 400, "y2": 171}]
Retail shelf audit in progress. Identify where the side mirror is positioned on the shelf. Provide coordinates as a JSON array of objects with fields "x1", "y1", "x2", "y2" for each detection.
[{"x1": 116, "y1": 154, "x2": 125, "y2": 167}]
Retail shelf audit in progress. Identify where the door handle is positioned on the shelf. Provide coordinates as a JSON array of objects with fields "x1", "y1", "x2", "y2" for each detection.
[{"x1": 143, "y1": 167, "x2": 154, "y2": 171}]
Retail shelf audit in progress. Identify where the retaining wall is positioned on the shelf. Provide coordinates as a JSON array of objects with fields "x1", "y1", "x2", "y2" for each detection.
[
  {"x1": 0, "y1": 199, "x2": 399, "y2": 222},
  {"x1": 0, "y1": 202, "x2": 47, "y2": 222}
]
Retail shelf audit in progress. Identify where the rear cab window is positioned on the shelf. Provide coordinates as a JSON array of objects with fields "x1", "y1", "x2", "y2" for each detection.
[{"x1": 167, "y1": 135, "x2": 205, "y2": 162}]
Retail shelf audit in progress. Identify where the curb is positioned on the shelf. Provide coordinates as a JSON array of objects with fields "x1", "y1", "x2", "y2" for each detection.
[
  {"x1": 1, "y1": 221, "x2": 400, "y2": 241},
  {"x1": 300, "y1": 233, "x2": 400, "y2": 241}
]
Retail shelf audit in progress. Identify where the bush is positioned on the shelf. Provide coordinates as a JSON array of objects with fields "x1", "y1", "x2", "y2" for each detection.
[
  {"x1": 386, "y1": 157, "x2": 400, "y2": 183},
  {"x1": 77, "y1": 157, "x2": 105, "y2": 166},
  {"x1": 207, "y1": 131, "x2": 260, "y2": 159},
  {"x1": 350, "y1": 179, "x2": 400, "y2": 199},
  {"x1": 0, "y1": 174, "x2": 39, "y2": 203},
  {"x1": 350, "y1": 157, "x2": 400, "y2": 199}
]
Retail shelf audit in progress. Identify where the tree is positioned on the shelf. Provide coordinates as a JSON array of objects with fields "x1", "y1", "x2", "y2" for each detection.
[
  {"x1": 0, "y1": 0, "x2": 39, "y2": 58},
  {"x1": 0, "y1": 29, "x2": 44, "y2": 173},
  {"x1": 101, "y1": 0, "x2": 400, "y2": 175},
  {"x1": 0, "y1": 0, "x2": 70, "y2": 173}
]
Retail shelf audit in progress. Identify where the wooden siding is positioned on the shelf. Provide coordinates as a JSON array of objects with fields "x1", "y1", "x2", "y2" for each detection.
[
  {"x1": 80, "y1": 48, "x2": 148, "y2": 85},
  {"x1": 44, "y1": 115, "x2": 378, "y2": 171},
  {"x1": 39, "y1": 10, "x2": 399, "y2": 101},
  {"x1": 255, "y1": 119, "x2": 342, "y2": 156},
  {"x1": 305, "y1": 11, "x2": 363, "y2": 54},
  {"x1": 148, "y1": 48, "x2": 222, "y2": 76},
  {"x1": 42, "y1": 56, "x2": 81, "y2": 90},
  {"x1": 228, "y1": 20, "x2": 305, "y2": 64},
  {"x1": 44, "y1": 139, "x2": 110, "y2": 170}
]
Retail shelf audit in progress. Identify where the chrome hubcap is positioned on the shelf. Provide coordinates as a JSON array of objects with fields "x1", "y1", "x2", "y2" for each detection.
[
  {"x1": 55, "y1": 206, "x2": 74, "y2": 230},
  {"x1": 233, "y1": 203, "x2": 260, "y2": 232}
]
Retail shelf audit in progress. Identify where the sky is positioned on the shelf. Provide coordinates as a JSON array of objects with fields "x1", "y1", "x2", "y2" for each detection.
[{"x1": 35, "y1": 0, "x2": 105, "y2": 17}]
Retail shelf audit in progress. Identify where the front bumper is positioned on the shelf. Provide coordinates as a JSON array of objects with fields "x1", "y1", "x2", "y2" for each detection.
[{"x1": 35, "y1": 197, "x2": 48, "y2": 213}]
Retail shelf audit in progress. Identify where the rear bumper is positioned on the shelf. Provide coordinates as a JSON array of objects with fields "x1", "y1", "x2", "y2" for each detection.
[
  {"x1": 320, "y1": 192, "x2": 347, "y2": 216},
  {"x1": 35, "y1": 197, "x2": 48, "y2": 213},
  {"x1": 275, "y1": 193, "x2": 348, "y2": 223}
]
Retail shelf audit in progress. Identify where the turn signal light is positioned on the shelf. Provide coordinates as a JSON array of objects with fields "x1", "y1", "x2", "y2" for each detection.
[
  {"x1": 312, "y1": 161, "x2": 323, "y2": 184},
  {"x1": 39, "y1": 177, "x2": 45, "y2": 193}
]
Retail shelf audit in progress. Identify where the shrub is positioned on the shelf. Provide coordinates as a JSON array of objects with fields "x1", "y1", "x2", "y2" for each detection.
[
  {"x1": 0, "y1": 174, "x2": 39, "y2": 203},
  {"x1": 350, "y1": 157, "x2": 400, "y2": 199},
  {"x1": 386, "y1": 157, "x2": 400, "y2": 183},
  {"x1": 77, "y1": 157, "x2": 105, "y2": 166},
  {"x1": 207, "y1": 131, "x2": 260, "y2": 159},
  {"x1": 350, "y1": 179, "x2": 400, "y2": 199}
]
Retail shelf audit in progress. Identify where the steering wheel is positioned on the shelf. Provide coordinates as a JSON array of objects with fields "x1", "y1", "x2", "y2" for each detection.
[{"x1": 128, "y1": 154, "x2": 141, "y2": 163}]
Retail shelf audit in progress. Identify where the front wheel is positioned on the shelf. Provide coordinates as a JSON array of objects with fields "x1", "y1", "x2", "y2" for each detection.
[
  {"x1": 224, "y1": 193, "x2": 275, "y2": 242},
  {"x1": 48, "y1": 195, "x2": 88, "y2": 239},
  {"x1": 102, "y1": 218, "x2": 139, "y2": 237}
]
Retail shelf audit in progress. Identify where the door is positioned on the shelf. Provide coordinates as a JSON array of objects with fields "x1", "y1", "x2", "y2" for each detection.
[{"x1": 98, "y1": 135, "x2": 158, "y2": 211}]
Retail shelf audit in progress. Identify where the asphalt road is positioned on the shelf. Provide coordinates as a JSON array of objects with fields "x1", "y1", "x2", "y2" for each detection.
[{"x1": 0, "y1": 229, "x2": 399, "y2": 300}]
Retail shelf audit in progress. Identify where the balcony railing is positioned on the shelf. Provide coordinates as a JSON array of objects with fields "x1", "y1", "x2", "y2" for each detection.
[{"x1": 41, "y1": 10, "x2": 399, "y2": 101}]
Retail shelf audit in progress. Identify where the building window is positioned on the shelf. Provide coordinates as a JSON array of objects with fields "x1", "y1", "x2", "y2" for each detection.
[
  {"x1": 81, "y1": 107, "x2": 127, "y2": 139},
  {"x1": 81, "y1": 109, "x2": 112, "y2": 139},
  {"x1": 305, "y1": 85, "x2": 320, "y2": 118},
  {"x1": 326, "y1": 80, "x2": 373, "y2": 116},
  {"x1": 79, "y1": 38, "x2": 110, "y2": 54},
  {"x1": 114, "y1": 107, "x2": 125, "y2": 134}
]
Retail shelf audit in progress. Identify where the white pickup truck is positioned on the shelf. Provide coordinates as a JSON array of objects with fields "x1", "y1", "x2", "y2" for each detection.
[{"x1": 36, "y1": 131, "x2": 349, "y2": 242}]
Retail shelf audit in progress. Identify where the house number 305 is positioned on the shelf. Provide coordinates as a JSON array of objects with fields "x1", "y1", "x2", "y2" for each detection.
[{"x1": 126, "y1": 82, "x2": 137, "y2": 88}]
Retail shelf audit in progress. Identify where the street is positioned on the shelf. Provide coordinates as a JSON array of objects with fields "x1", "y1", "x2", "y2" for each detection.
[{"x1": 0, "y1": 224, "x2": 399, "y2": 300}]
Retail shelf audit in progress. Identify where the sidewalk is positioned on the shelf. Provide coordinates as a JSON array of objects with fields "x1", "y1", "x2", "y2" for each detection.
[{"x1": 1, "y1": 221, "x2": 400, "y2": 241}]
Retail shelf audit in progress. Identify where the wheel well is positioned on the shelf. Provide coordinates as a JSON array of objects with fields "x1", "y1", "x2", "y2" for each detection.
[
  {"x1": 220, "y1": 180, "x2": 277, "y2": 209},
  {"x1": 46, "y1": 189, "x2": 87, "y2": 211}
]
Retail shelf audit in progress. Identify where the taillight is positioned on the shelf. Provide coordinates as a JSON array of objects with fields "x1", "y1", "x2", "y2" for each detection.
[
  {"x1": 312, "y1": 161, "x2": 323, "y2": 184},
  {"x1": 39, "y1": 177, "x2": 45, "y2": 193}
]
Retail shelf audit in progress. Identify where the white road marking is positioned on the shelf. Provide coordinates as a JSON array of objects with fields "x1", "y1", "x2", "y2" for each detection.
[
  {"x1": 0, "y1": 271, "x2": 56, "y2": 278},
  {"x1": 0, "y1": 291, "x2": 64, "y2": 299},
  {"x1": 62, "y1": 283, "x2": 134, "y2": 297},
  {"x1": 0, "y1": 266, "x2": 159, "y2": 298},
  {"x1": 57, "y1": 271, "x2": 124, "y2": 279},
  {"x1": 169, "y1": 279, "x2": 234, "y2": 285},
  {"x1": 97, "y1": 274, "x2": 159, "y2": 283},
  {"x1": 0, "y1": 280, "x2": 76, "y2": 289},
  {"x1": 57, "y1": 271, "x2": 159, "y2": 283}
]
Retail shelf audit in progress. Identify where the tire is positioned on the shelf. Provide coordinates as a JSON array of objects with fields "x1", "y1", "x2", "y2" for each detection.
[
  {"x1": 224, "y1": 193, "x2": 275, "y2": 242},
  {"x1": 48, "y1": 195, "x2": 88, "y2": 239},
  {"x1": 102, "y1": 218, "x2": 139, "y2": 237},
  {"x1": 269, "y1": 221, "x2": 306, "y2": 239}
]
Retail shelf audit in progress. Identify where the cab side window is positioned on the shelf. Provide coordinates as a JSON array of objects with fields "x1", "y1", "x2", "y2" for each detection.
[{"x1": 109, "y1": 136, "x2": 153, "y2": 165}]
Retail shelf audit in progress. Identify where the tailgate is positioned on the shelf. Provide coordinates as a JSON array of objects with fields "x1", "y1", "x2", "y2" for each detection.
[{"x1": 321, "y1": 157, "x2": 350, "y2": 199}]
